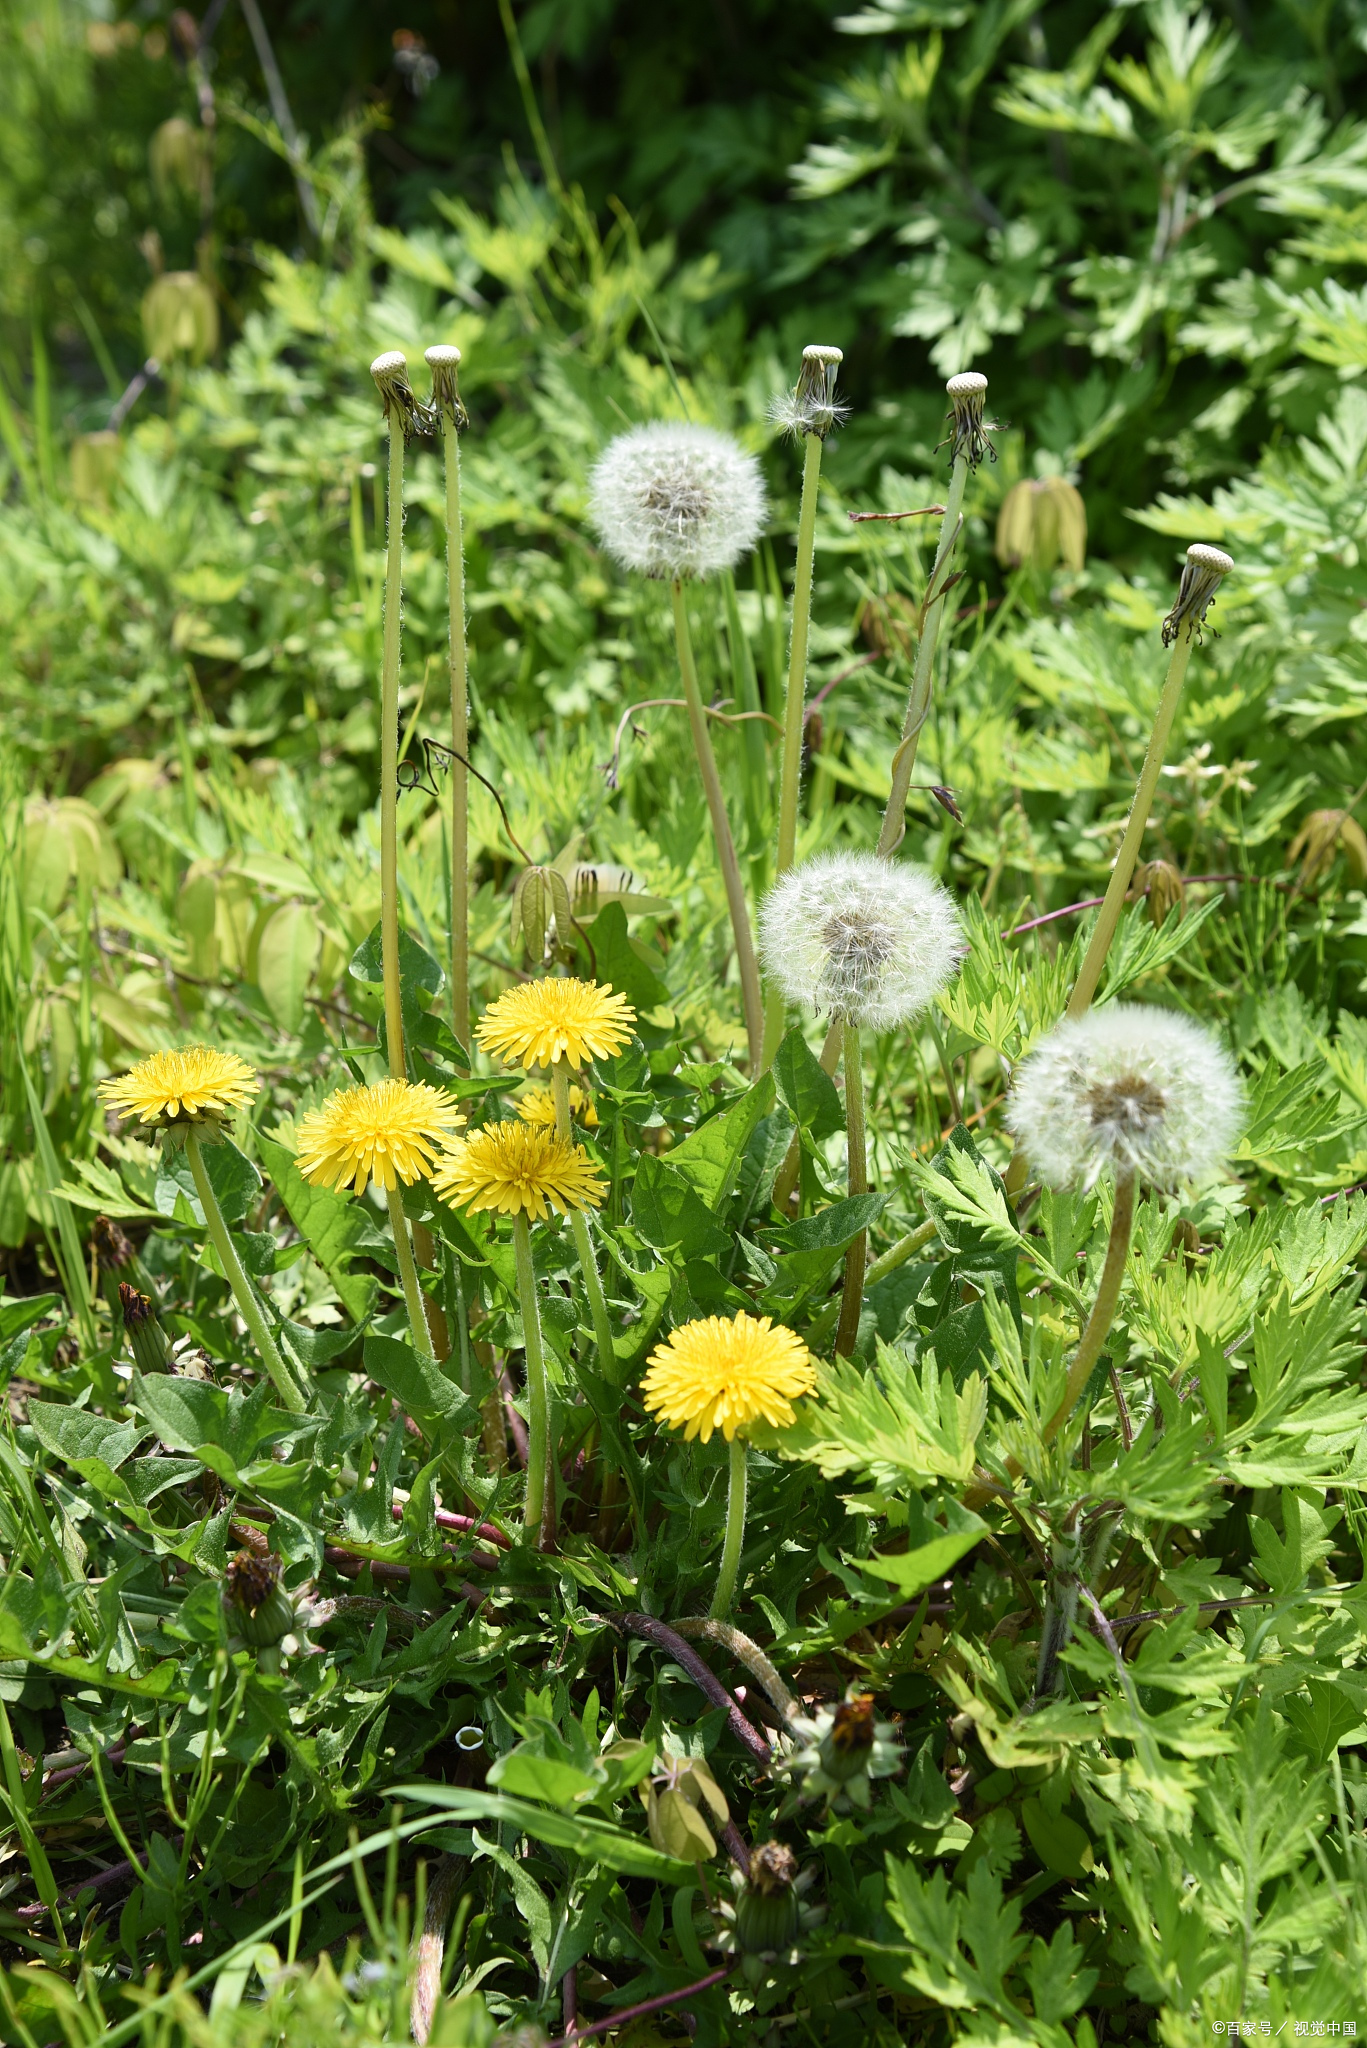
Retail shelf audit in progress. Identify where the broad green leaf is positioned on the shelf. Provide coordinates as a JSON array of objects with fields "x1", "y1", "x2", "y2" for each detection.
[
  {"x1": 396, "y1": 1784, "x2": 695, "y2": 1882},
  {"x1": 27, "y1": 1401, "x2": 141, "y2": 1472},
  {"x1": 255, "y1": 900, "x2": 321, "y2": 1031},
  {"x1": 363, "y1": 1330, "x2": 475, "y2": 1438},
  {"x1": 630, "y1": 1156, "x2": 730, "y2": 1257},
  {"x1": 773, "y1": 1027, "x2": 843, "y2": 1140},
  {"x1": 860, "y1": 1498, "x2": 988, "y2": 1594}
]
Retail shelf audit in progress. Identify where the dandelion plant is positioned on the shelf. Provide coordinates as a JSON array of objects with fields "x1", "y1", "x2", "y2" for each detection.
[{"x1": 590, "y1": 421, "x2": 768, "y2": 1065}]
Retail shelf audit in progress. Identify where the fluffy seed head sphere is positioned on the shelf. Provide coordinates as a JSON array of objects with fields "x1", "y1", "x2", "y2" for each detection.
[
  {"x1": 759, "y1": 852, "x2": 965, "y2": 1030},
  {"x1": 1007, "y1": 1004, "x2": 1244, "y2": 1192},
  {"x1": 589, "y1": 422, "x2": 766, "y2": 581}
]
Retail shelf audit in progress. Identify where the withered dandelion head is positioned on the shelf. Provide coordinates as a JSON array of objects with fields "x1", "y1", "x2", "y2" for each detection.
[
  {"x1": 476, "y1": 977, "x2": 635, "y2": 1071},
  {"x1": 641, "y1": 1312, "x2": 817, "y2": 1445},
  {"x1": 430, "y1": 1121, "x2": 606, "y2": 1222},
  {"x1": 100, "y1": 1045, "x2": 259, "y2": 1130},
  {"x1": 293, "y1": 1079, "x2": 463, "y2": 1197}
]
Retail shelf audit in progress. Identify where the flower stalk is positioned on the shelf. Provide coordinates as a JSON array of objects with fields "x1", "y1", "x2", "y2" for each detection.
[
  {"x1": 711, "y1": 1436, "x2": 749, "y2": 1619},
  {"x1": 371, "y1": 352, "x2": 417, "y2": 1082},
  {"x1": 511, "y1": 1209, "x2": 554, "y2": 1547},
  {"x1": 386, "y1": 1186, "x2": 436, "y2": 1360},
  {"x1": 1066, "y1": 547, "x2": 1232, "y2": 1018},
  {"x1": 671, "y1": 577, "x2": 765, "y2": 1066},
  {"x1": 833, "y1": 1018, "x2": 868, "y2": 1358},
  {"x1": 551, "y1": 1057, "x2": 617, "y2": 1382},
  {"x1": 185, "y1": 1127, "x2": 305, "y2": 1412},
  {"x1": 426, "y1": 345, "x2": 471, "y2": 1049},
  {"x1": 1043, "y1": 1170, "x2": 1135, "y2": 1442}
]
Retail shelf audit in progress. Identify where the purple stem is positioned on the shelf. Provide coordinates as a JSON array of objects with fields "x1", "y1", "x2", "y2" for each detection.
[
  {"x1": 544, "y1": 1967, "x2": 732, "y2": 2048},
  {"x1": 601, "y1": 1614, "x2": 771, "y2": 1767}
]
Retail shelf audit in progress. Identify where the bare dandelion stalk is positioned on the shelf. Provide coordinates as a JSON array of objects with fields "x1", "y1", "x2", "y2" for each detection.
[
  {"x1": 765, "y1": 346, "x2": 845, "y2": 1067},
  {"x1": 1043, "y1": 1171, "x2": 1135, "y2": 1442},
  {"x1": 712, "y1": 1437, "x2": 749, "y2": 1619},
  {"x1": 672, "y1": 578, "x2": 766, "y2": 1066},
  {"x1": 512, "y1": 1210, "x2": 554, "y2": 1547},
  {"x1": 877, "y1": 372, "x2": 990, "y2": 860},
  {"x1": 1066, "y1": 544, "x2": 1234, "y2": 1018},
  {"x1": 426, "y1": 345, "x2": 472, "y2": 1050},
  {"x1": 370, "y1": 352, "x2": 421, "y2": 1083},
  {"x1": 386, "y1": 1185, "x2": 437, "y2": 1361},
  {"x1": 551, "y1": 1056, "x2": 617, "y2": 1382}
]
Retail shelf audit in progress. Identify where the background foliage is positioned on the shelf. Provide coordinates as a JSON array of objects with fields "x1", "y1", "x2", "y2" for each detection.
[{"x1": 3, "y1": 0, "x2": 1367, "y2": 2042}]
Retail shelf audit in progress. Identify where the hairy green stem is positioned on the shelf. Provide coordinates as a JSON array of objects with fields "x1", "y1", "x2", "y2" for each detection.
[
  {"x1": 380, "y1": 413, "x2": 407, "y2": 1080},
  {"x1": 185, "y1": 1128, "x2": 304, "y2": 1413},
  {"x1": 551, "y1": 1059, "x2": 616, "y2": 1382},
  {"x1": 671, "y1": 578, "x2": 764, "y2": 1067},
  {"x1": 876, "y1": 454, "x2": 969, "y2": 858},
  {"x1": 438, "y1": 410, "x2": 470, "y2": 1049},
  {"x1": 834, "y1": 1019, "x2": 868, "y2": 1358},
  {"x1": 761, "y1": 431, "x2": 825, "y2": 1070},
  {"x1": 385, "y1": 1185, "x2": 435, "y2": 1362},
  {"x1": 1044, "y1": 1172, "x2": 1136, "y2": 1443},
  {"x1": 710, "y1": 1437, "x2": 749, "y2": 1619},
  {"x1": 512, "y1": 1211, "x2": 553, "y2": 1546},
  {"x1": 1066, "y1": 635, "x2": 1196, "y2": 1017}
]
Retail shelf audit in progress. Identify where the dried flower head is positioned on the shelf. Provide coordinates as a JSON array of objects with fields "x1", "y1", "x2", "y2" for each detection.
[
  {"x1": 1162, "y1": 543, "x2": 1234, "y2": 646},
  {"x1": 781, "y1": 1685, "x2": 901, "y2": 1812},
  {"x1": 641, "y1": 1312, "x2": 817, "y2": 1445},
  {"x1": 423, "y1": 343, "x2": 468, "y2": 430},
  {"x1": 713, "y1": 1840, "x2": 823, "y2": 1981},
  {"x1": 1288, "y1": 808, "x2": 1367, "y2": 892},
  {"x1": 101, "y1": 1045, "x2": 259, "y2": 1130},
  {"x1": 119, "y1": 1282, "x2": 168, "y2": 1376},
  {"x1": 517, "y1": 1082, "x2": 598, "y2": 1130},
  {"x1": 759, "y1": 852, "x2": 964, "y2": 1030},
  {"x1": 222, "y1": 1549, "x2": 332, "y2": 1669},
  {"x1": 476, "y1": 977, "x2": 636, "y2": 1071},
  {"x1": 944, "y1": 371, "x2": 996, "y2": 469},
  {"x1": 589, "y1": 422, "x2": 766, "y2": 581},
  {"x1": 1135, "y1": 858, "x2": 1185, "y2": 926},
  {"x1": 293, "y1": 1079, "x2": 463, "y2": 1198},
  {"x1": 370, "y1": 350, "x2": 426, "y2": 441},
  {"x1": 1007, "y1": 1004, "x2": 1244, "y2": 1192},
  {"x1": 92, "y1": 1214, "x2": 134, "y2": 1273},
  {"x1": 430, "y1": 1121, "x2": 606, "y2": 1221},
  {"x1": 770, "y1": 344, "x2": 848, "y2": 441}
]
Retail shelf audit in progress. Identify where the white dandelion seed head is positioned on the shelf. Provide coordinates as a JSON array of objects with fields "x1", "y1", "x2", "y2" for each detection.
[
  {"x1": 588, "y1": 422, "x2": 767, "y2": 581},
  {"x1": 1007, "y1": 1004, "x2": 1244, "y2": 1192},
  {"x1": 759, "y1": 852, "x2": 965, "y2": 1031}
]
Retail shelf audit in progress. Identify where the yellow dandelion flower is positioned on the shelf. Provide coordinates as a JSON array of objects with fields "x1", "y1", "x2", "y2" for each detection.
[
  {"x1": 517, "y1": 1082, "x2": 599, "y2": 1130},
  {"x1": 431, "y1": 1121, "x2": 606, "y2": 1222},
  {"x1": 100, "y1": 1044, "x2": 259, "y2": 1128},
  {"x1": 294, "y1": 1079, "x2": 463, "y2": 1197},
  {"x1": 641, "y1": 1313, "x2": 817, "y2": 1444},
  {"x1": 476, "y1": 977, "x2": 636, "y2": 1071}
]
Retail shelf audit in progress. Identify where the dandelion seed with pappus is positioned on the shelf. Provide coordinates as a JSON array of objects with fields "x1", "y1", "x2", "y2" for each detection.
[
  {"x1": 1008, "y1": 1004, "x2": 1244, "y2": 1442},
  {"x1": 769, "y1": 343, "x2": 848, "y2": 442},
  {"x1": 589, "y1": 421, "x2": 765, "y2": 583},
  {"x1": 590, "y1": 422, "x2": 767, "y2": 1063},
  {"x1": 761, "y1": 853, "x2": 963, "y2": 1356}
]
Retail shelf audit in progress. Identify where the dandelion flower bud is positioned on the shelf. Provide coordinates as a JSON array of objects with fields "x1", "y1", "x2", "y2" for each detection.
[
  {"x1": 424, "y1": 343, "x2": 468, "y2": 430},
  {"x1": 1007, "y1": 1003, "x2": 1244, "y2": 1192},
  {"x1": 759, "y1": 851, "x2": 964, "y2": 1031},
  {"x1": 1161, "y1": 543, "x2": 1234, "y2": 647},
  {"x1": 782, "y1": 1689, "x2": 901, "y2": 1813},
  {"x1": 770, "y1": 343, "x2": 849, "y2": 441},
  {"x1": 588, "y1": 421, "x2": 766, "y2": 582},
  {"x1": 945, "y1": 370, "x2": 995, "y2": 470}
]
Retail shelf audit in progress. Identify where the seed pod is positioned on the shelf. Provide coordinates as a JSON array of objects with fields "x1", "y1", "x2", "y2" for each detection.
[
  {"x1": 770, "y1": 344, "x2": 848, "y2": 440},
  {"x1": 995, "y1": 475, "x2": 1086, "y2": 573},
  {"x1": 141, "y1": 271, "x2": 219, "y2": 364},
  {"x1": 735, "y1": 1842, "x2": 802, "y2": 1957},
  {"x1": 149, "y1": 115, "x2": 209, "y2": 203},
  {"x1": 370, "y1": 351, "x2": 427, "y2": 442},
  {"x1": 222, "y1": 1550, "x2": 295, "y2": 1649},
  {"x1": 1288, "y1": 808, "x2": 1367, "y2": 891},
  {"x1": 1134, "y1": 858, "x2": 1185, "y2": 926}
]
